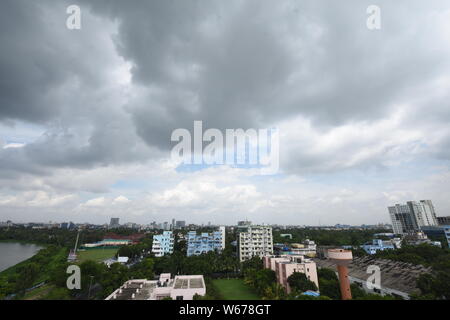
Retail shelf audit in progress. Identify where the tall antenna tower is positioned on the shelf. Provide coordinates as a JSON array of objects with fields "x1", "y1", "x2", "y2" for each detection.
[{"x1": 67, "y1": 230, "x2": 80, "y2": 262}]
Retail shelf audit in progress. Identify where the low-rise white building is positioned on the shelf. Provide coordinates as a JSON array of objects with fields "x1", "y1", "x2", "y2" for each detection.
[
  {"x1": 105, "y1": 274, "x2": 206, "y2": 300},
  {"x1": 104, "y1": 256, "x2": 129, "y2": 267}
]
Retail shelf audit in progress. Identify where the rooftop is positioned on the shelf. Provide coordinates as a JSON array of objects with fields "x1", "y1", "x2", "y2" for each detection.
[{"x1": 105, "y1": 274, "x2": 205, "y2": 300}]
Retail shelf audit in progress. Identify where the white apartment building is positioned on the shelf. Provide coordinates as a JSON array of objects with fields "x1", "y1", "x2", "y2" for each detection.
[
  {"x1": 238, "y1": 225, "x2": 273, "y2": 262},
  {"x1": 105, "y1": 274, "x2": 206, "y2": 300},
  {"x1": 219, "y1": 226, "x2": 226, "y2": 250},
  {"x1": 388, "y1": 200, "x2": 438, "y2": 234},
  {"x1": 152, "y1": 231, "x2": 174, "y2": 257}
]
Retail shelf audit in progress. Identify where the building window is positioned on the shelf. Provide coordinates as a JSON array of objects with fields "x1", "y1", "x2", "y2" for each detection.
[{"x1": 176, "y1": 296, "x2": 184, "y2": 300}]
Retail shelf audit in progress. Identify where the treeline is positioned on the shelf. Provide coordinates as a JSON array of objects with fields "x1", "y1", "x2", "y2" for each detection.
[
  {"x1": 44, "y1": 257, "x2": 157, "y2": 300},
  {"x1": 0, "y1": 227, "x2": 104, "y2": 248},
  {"x1": 273, "y1": 228, "x2": 388, "y2": 246},
  {"x1": 0, "y1": 245, "x2": 68, "y2": 299},
  {"x1": 117, "y1": 235, "x2": 153, "y2": 260},
  {"x1": 43, "y1": 248, "x2": 240, "y2": 300}
]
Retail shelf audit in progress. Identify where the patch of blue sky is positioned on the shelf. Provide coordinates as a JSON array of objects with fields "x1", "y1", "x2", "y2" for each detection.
[{"x1": 0, "y1": 121, "x2": 45, "y2": 145}]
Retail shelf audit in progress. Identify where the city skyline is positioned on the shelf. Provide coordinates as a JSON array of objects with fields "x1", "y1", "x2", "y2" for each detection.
[{"x1": 1, "y1": 1, "x2": 450, "y2": 226}]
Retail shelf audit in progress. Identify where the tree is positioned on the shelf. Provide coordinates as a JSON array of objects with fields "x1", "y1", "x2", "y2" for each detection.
[
  {"x1": 130, "y1": 257, "x2": 155, "y2": 279},
  {"x1": 15, "y1": 263, "x2": 40, "y2": 292},
  {"x1": 287, "y1": 272, "x2": 318, "y2": 293},
  {"x1": 242, "y1": 257, "x2": 263, "y2": 275},
  {"x1": 416, "y1": 273, "x2": 435, "y2": 297},
  {"x1": 100, "y1": 263, "x2": 129, "y2": 298},
  {"x1": 262, "y1": 283, "x2": 286, "y2": 300},
  {"x1": 352, "y1": 247, "x2": 367, "y2": 257},
  {"x1": 317, "y1": 268, "x2": 340, "y2": 300},
  {"x1": 49, "y1": 262, "x2": 71, "y2": 288},
  {"x1": 318, "y1": 268, "x2": 338, "y2": 281},
  {"x1": 350, "y1": 283, "x2": 367, "y2": 299}
]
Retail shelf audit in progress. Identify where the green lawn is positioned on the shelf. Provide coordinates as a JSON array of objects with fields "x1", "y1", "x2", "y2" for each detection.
[
  {"x1": 212, "y1": 279, "x2": 260, "y2": 300},
  {"x1": 77, "y1": 248, "x2": 118, "y2": 263},
  {"x1": 23, "y1": 284, "x2": 54, "y2": 300}
]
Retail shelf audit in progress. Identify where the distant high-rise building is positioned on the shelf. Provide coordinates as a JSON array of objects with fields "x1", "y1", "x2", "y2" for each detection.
[
  {"x1": 152, "y1": 231, "x2": 174, "y2": 257},
  {"x1": 186, "y1": 227, "x2": 226, "y2": 257},
  {"x1": 388, "y1": 200, "x2": 438, "y2": 234},
  {"x1": 175, "y1": 221, "x2": 186, "y2": 228},
  {"x1": 238, "y1": 225, "x2": 273, "y2": 262},
  {"x1": 109, "y1": 218, "x2": 120, "y2": 229},
  {"x1": 171, "y1": 218, "x2": 175, "y2": 230},
  {"x1": 60, "y1": 222, "x2": 75, "y2": 230},
  {"x1": 437, "y1": 216, "x2": 450, "y2": 226},
  {"x1": 237, "y1": 220, "x2": 251, "y2": 227}
]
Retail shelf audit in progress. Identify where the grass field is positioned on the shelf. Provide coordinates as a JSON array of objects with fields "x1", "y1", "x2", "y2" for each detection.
[
  {"x1": 212, "y1": 279, "x2": 260, "y2": 300},
  {"x1": 23, "y1": 284, "x2": 53, "y2": 300},
  {"x1": 77, "y1": 248, "x2": 118, "y2": 263}
]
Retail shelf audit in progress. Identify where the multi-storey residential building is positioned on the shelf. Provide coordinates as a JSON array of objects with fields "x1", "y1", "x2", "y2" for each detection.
[
  {"x1": 263, "y1": 255, "x2": 319, "y2": 293},
  {"x1": 238, "y1": 225, "x2": 273, "y2": 262},
  {"x1": 437, "y1": 216, "x2": 450, "y2": 225},
  {"x1": 186, "y1": 226, "x2": 225, "y2": 256},
  {"x1": 388, "y1": 200, "x2": 438, "y2": 234},
  {"x1": 152, "y1": 231, "x2": 174, "y2": 257}
]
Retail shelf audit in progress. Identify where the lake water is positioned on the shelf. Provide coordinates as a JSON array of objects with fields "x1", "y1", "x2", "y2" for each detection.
[{"x1": 0, "y1": 242, "x2": 43, "y2": 272}]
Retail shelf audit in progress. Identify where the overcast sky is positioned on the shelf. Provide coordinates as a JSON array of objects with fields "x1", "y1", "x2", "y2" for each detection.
[{"x1": 1, "y1": 0, "x2": 450, "y2": 225}]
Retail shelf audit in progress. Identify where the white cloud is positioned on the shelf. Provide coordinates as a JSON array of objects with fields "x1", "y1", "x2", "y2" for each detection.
[{"x1": 113, "y1": 195, "x2": 130, "y2": 205}]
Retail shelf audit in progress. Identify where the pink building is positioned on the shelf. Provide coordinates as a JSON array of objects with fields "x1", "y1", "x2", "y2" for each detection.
[{"x1": 264, "y1": 255, "x2": 319, "y2": 294}]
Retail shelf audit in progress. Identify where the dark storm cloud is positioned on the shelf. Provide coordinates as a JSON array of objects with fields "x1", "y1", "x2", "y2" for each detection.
[
  {"x1": 0, "y1": 0, "x2": 110, "y2": 123},
  {"x1": 0, "y1": 1, "x2": 62, "y2": 122},
  {"x1": 76, "y1": 0, "x2": 450, "y2": 154},
  {"x1": 0, "y1": 0, "x2": 159, "y2": 183}
]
